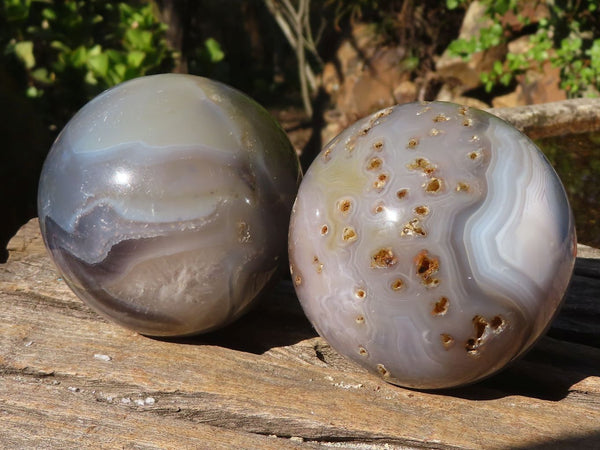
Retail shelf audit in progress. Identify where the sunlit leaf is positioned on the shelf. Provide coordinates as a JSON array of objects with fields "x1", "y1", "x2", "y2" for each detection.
[
  {"x1": 14, "y1": 40, "x2": 35, "y2": 69},
  {"x1": 127, "y1": 50, "x2": 146, "y2": 68},
  {"x1": 88, "y1": 52, "x2": 109, "y2": 78},
  {"x1": 204, "y1": 38, "x2": 225, "y2": 63},
  {"x1": 125, "y1": 28, "x2": 153, "y2": 51},
  {"x1": 70, "y1": 46, "x2": 88, "y2": 67}
]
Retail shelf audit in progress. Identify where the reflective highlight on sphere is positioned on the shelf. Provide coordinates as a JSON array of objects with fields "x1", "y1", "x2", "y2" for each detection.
[
  {"x1": 38, "y1": 74, "x2": 301, "y2": 337},
  {"x1": 289, "y1": 101, "x2": 576, "y2": 389}
]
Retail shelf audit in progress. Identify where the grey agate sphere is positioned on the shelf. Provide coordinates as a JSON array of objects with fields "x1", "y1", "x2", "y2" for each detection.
[
  {"x1": 289, "y1": 101, "x2": 576, "y2": 389},
  {"x1": 38, "y1": 74, "x2": 301, "y2": 337}
]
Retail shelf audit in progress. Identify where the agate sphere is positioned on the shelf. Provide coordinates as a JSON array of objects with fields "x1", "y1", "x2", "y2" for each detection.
[
  {"x1": 289, "y1": 101, "x2": 576, "y2": 389},
  {"x1": 38, "y1": 74, "x2": 301, "y2": 337}
]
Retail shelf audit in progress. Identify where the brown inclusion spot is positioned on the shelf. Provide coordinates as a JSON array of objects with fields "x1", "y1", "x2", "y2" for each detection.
[
  {"x1": 414, "y1": 205, "x2": 429, "y2": 216},
  {"x1": 465, "y1": 315, "x2": 506, "y2": 356},
  {"x1": 373, "y1": 140, "x2": 384, "y2": 151},
  {"x1": 346, "y1": 134, "x2": 358, "y2": 152},
  {"x1": 373, "y1": 202, "x2": 385, "y2": 214},
  {"x1": 407, "y1": 158, "x2": 436, "y2": 175},
  {"x1": 367, "y1": 157, "x2": 383, "y2": 171},
  {"x1": 441, "y1": 334, "x2": 455, "y2": 349},
  {"x1": 425, "y1": 178, "x2": 442, "y2": 193},
  {"x1": 373, "y1": 173, "x2": 388, "y2": 191},
  {"x1": 433, "y1": 113, "x2": 449, "y2": 122},
  {"x1": 391, "y1": 278, "x2": 404, "y2": 291},
  {"x1": 463, "y1": 118, "x2": 473, "y2": 127},
  {"x1": 294, "y1": 275, "x2": 302, "y2": 286},
  {"x1": 358, "y1": 346, "x2": 369, "y2": 357},
  {"x1": 456, "y1": 182, "x2": 470, "y2": 192},
  {"x1": 474, "y1": 315, "x2": 487, "y2": 338},
  {"x1": 490, "y1": 315, "x2": 506, "y2": 333},
  {"x1": 377, "y1": 364, "x2": 389, "y2": 377},
  {"x1": 429, "y1": 128, "x2": 442, "y2": 137},
  {"x1": 342, "y1": 226, "x2": 358, "y2": 242},
  {"x1": 377, "y1": 107, "x2": 394, "y2": 118},
  {"x1": 313, "y1": 256, "x2": 323, "y2": 274},
  {"x1": 339, "y1": 199, "x2": 352, "y2": 214},
  {"x1": 458, "y1": 105, "x2": 469, "y2": 115},
  {"x1": 432, "y1": 296, "x2": 449, "y2": 315},
  {"x1": 371, "y1": 248, "x2": 397, "y2": 268},
  {"x1": 320, "y1": 224, "x2": 329, "y2": 236},
  {"x1": 356, "y1": 315, "x2": 365, "y2": 324},
  {"x1": 397, "y1": 189, "x2": 409, "y2": 200},
  {"x1": 355, "y1": 288, "x2": 366, "y2": 299},
  {"x1": 237, "y1": 222, "x2": 251, "y2": 243},
  {"x1": 407, "y1": 137, "x2": 419, "y2": 149},
  {"x1": 468, "y1": 151, "x2": 481, "y2": 160},
  {"x1": 415, "y1": 250, "x2": 440, "y2": 287},
  {"x1": 401, "y1": 218, "x2": 426, "y2": 237}
]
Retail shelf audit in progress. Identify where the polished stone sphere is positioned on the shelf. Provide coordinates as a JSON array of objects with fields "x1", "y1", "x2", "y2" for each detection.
[
  {"x1": 289, "y1": 101, "x2": 576, "y2": 389},
  {"x1": 38, "y1": 74, "x2": 301, "y2": 337}
]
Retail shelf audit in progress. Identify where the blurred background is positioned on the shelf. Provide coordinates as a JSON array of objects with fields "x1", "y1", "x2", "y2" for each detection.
[{"x1": 1, "y1": 0, "x2": 599, "y2": 261}]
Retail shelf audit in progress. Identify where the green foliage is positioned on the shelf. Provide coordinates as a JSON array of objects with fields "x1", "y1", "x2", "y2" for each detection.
[
  {"x1": 447, "y1": 0, "x2": 600, "y2": 97},
  {"x1": 0, "y1": 0, "x2": 173, "y2": 127}
]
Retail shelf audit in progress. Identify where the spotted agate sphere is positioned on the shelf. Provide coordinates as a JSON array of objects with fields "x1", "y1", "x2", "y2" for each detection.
[
  {"x1": 289, "y1": 101, "x2": 576, "y2": 389},
  {"x1": 38, "y1": 74, "x2": 301, "y2": 337}
]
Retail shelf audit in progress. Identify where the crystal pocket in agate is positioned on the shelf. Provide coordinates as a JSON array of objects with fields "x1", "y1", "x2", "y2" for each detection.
[
  {"x1": 38, "y1": 74, "x2": 301, "y2": 337},
  {"x1": 288, "y1": 101, "x2": 576, "y2": 389}
]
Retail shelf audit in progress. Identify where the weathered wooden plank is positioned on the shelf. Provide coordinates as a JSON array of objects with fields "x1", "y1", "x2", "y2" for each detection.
[
  {"x1": 1, "y1": 219, "x2": 599, "y2": 449},
  {"x1": 489, "y1": 98, "x2": 600, "y2": 139},
  {"x1": 1, "y1": 374, "x2": 311, "y2": 449}
]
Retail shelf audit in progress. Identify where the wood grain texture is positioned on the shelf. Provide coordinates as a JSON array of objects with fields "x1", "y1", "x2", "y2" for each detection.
[{"x1": 1, "y1": 219, "x2": 599, "y2": 449}]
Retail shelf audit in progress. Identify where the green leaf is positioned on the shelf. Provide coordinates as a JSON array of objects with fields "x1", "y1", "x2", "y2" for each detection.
[
  {"x1": 127, "y1": 50, "x2": 146, "y2": 68},
  {"x1": 109, "y1": 63, "x2": 127, "y2": 84},
  {"x1": 14, "y1": 41, "x2": 36, "y2": 69},
  {"x1": 50, "y1": 40, "x2": 70, "y2": 52},
  {"x1": 446, "y1": 0, "x2": 459, "y2": 10},
  {"x1": 69, "y1": 46, "x2": 88, "y2": 67},
  {"x1": 5, "y1": 0, "x2": 32, "y2": 21},
  {"x1": 26, "y1": 85, "x2": 40, "y2": 98},
  {"x1": 88, "y1": 45, "x2": 102, "y2": 57},
  {"x1": 31, "y1": 67, "x2": 53, "y2": 83},
  {"x1": 125, "y1": 28, "x2": 153, "y2": 51},
  {"x1": 88, "y1": 52, "x2": 109, "y2": 78},
  {"x1": 42, "y1": 7, "x2": 57, "y2": 20},
  {"x1": 204, "y1": 38, "x2": 225, "y2": 63}
]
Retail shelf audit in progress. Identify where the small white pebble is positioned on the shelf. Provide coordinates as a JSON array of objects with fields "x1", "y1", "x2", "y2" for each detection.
[
  {"x1": 24, "y1": 341, "x2": 33, "y2": 347},
  {"x1": 67, "y1": 386, "x2": 80, "y2": 393},
  {"x1": 289, "y1": 437, "x2": 304, "y2": 443},
  {"x1": 94, "y1": 353, "x2": 112, "y2": 362},
  {"x1": 145, "y1": 397, "x2": 156, "y2": 405},
  {"x1": 121, "y1": 397, "x2": 131, "y2": 404},
  {"x1": 134, "y1": 399, "x2": 145, "y2": 406}
]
